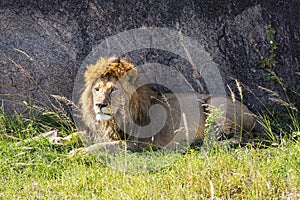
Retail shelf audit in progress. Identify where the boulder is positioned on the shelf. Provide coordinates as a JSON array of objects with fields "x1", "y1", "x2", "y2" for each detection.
[{"x1": 0, "y1": 0, "x2": 299, "y2": 114}]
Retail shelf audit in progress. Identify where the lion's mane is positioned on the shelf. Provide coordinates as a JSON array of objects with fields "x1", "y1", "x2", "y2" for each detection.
[{"x1": 79, "y1": 56, "x2": 158, "y2": 145}]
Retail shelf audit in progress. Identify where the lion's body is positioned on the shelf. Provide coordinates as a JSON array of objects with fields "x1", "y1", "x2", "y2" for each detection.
[
  {"x1": 205, "y1": 95, "x2": 256, "y2": 135},
  {"x1": 77, "y1": 56, "x2": 206, "y2": 153},
  {"x1": 200, "y1": 95, "x2": 258, "y2": 141},
  {"x1": 71, "y1": 56, "x2": 262, "y2": 154}
]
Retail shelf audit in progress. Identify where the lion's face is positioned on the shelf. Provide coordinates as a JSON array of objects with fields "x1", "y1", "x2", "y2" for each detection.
[
  {"x1": 92, "y1": 77, "x2": 119, "y2": 122},
  {"x1": 81, "y1": 56, "x2": 139, "y2": 127}
]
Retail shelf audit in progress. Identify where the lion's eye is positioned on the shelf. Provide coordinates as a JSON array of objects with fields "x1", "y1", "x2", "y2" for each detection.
[
  {"x1": 111, "y1": 88, "x2": 118, "y2": 94},
  {"x1": 95, "y1": 88, "x2": 100, "y2": 92}
]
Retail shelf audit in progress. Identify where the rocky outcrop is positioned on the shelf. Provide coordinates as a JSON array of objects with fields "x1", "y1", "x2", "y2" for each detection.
[{"x1": 0, "y1": 0, "x2": 299, "y2": 113}]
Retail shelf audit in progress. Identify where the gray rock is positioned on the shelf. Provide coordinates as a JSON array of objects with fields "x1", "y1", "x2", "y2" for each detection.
[{"x1": 0, "y1": 0, "x2": 299, "y2": 114}]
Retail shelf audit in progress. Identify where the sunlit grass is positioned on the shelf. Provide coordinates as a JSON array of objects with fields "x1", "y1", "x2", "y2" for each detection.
[
  {"x1": 0, "y1": 97, "x2": 299, "y2": 199},
  {"x1": 0, "y1": 132, "x2": 299, "y2": 199}
]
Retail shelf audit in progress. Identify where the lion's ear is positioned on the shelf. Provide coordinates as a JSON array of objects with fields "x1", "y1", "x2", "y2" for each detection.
[{"x1": 126, "y1": 68, "x2": 138, "y2": 83}]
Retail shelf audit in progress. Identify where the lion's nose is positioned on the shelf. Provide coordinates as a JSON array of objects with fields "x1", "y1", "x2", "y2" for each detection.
[{"x1": 95, "y1": 103, "x2": 108, "y2": 109}]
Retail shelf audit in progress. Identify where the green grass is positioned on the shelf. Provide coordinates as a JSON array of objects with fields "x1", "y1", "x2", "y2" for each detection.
[
  {"x1": 0, "y1": 95, "x2": 299, "y2": 199},
  {"x1": 0, "y1": 94, "x2": 299, "y2": 199},
  {"x1": 0, "y1": 132, "x2": 299, "y2": 199}
]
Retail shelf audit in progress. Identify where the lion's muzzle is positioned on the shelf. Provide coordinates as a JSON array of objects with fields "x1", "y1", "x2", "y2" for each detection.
[{"x1": 94, "y1": 102, "x2": 113, "y2": 122}]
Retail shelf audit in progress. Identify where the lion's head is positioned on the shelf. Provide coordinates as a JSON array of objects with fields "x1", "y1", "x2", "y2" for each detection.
[
  {"x1": 79, "y1": 56, "x2": 155, "y2": 142},
  {"x1": 86, "y1": 56, "x2": 137, "y2": 121}
]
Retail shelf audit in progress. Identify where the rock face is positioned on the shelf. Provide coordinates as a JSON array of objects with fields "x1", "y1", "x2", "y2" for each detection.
[{"x1": 0, "y1": 0, "x2": 299, "y2": 114}]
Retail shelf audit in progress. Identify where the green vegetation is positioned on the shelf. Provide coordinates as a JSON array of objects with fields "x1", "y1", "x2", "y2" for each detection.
[
  {"x1": 0, "y1": 105, "x2": 299, "y2": 199},
  {"x1": 0, "y1": 137, "x2": 299, "y2": 199}
]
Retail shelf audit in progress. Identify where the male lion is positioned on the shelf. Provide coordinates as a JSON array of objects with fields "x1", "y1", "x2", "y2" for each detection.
[{"x1": 68, "y1": 56, "x2": 262, "y2": 155}]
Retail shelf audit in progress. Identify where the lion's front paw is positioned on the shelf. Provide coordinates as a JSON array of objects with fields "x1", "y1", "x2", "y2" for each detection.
[{"x1": 69, "y1": 147, "x2": 90, "y2": 156}]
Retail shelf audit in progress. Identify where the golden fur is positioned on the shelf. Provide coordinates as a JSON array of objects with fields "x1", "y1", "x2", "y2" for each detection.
[
  {"x1": 79, "y1": 56, "x2": 140, "y2": 142},
  {"x1": 72, "y1": 56, "x2": 261, "y2": 154},
  {"x1": 77, "y1": 56, "x2": 205, "y2": 153}
]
